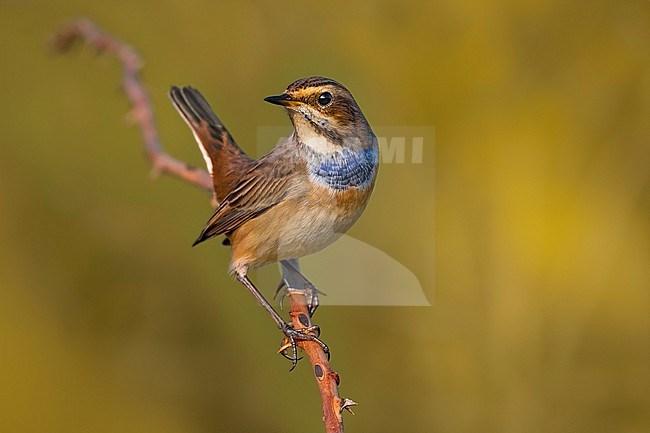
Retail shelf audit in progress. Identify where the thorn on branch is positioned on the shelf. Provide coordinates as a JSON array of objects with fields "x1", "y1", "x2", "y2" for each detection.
[{"x1": 339, "y1": 398, "x2": 358, "y2": 416}]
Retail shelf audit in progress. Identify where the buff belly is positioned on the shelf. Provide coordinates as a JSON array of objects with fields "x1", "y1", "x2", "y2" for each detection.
[{"x1": 229, "y1": 184, "x2": 372, "y2": 273}]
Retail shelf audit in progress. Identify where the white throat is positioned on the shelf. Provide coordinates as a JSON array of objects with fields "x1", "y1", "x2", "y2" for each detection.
[
  {"x1": 298, "y1": 129, "x2": 340, "y2": 154},
  {"x1": 292, "y1": 107, "x2": 340, "y2": 154}
]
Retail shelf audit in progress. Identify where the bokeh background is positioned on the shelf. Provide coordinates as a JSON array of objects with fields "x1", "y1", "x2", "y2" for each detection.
[{"x1": 1, "y1": 1, "x2": 648, "y2": 432}]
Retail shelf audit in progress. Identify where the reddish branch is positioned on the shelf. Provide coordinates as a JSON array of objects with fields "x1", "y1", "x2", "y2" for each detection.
[
  {"x1": 53, "y1": 18, "x2": 213, "y2": 192},
  {"x1": 287, "y1": 294, "x2": 357, "y2": 432},
  {"x1": 53, "y1": 18, "x2": 354, "y2": 433}
]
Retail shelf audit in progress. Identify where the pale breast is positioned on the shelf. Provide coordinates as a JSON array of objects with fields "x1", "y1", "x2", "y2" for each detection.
[
  {"x1": 231, "y1": 181, "x2": 374, "y2": 271},
  {"x1": 229, "y1": 144, "x2": 378, "y2": 273}
]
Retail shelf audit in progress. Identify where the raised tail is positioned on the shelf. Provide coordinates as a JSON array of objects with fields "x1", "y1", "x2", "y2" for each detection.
[{"x1": 169, "y1": 86, "x2": 253, "y2": 202}]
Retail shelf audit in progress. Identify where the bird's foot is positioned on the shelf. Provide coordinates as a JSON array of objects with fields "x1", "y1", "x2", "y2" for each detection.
[
  {"x1": 277, "y1": 322, "x2": 330, "y2": 371},
  {"x1": 273, "y1": 280, "x2": 324, "y2": 317}
]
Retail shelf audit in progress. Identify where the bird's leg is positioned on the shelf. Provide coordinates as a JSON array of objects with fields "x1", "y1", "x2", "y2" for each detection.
[
  {"x1": 235, "y1": 272, "x2": 329, "y2": 370},
  {"x1": 274, "y1": 259, "x2": 325, "y2": 317}
]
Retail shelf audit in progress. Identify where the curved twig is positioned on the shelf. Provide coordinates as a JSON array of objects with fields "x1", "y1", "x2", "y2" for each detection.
[{"x1": 52, "y1": 18, "x2": 213, "y2": 192}]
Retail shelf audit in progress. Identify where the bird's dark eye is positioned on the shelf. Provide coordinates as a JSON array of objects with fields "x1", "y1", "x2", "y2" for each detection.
[{"x1": 317, "y1": 92, "x2": 332, "y2": 106}]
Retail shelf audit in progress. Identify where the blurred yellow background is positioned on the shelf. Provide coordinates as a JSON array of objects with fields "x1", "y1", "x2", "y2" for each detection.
[{"x1": 0, "y1": 1, "x2": 648, "y2": 432}]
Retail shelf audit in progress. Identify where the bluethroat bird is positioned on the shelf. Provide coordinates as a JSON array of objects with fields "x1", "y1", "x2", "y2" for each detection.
[{"x1": 169, "y1": 77, "x2": 378, "y2": 367}]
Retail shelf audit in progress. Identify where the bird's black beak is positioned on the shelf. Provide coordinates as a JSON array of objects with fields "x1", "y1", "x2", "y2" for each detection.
[{"x1": 264, "y1": 93, "x2": 298, "y2": 107}]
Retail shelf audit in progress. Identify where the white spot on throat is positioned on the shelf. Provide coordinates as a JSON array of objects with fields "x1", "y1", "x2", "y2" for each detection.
[
  {"x1": 301, "y1": 131, "x2": 340, "y2": 154},
  {"x1": 292, "y1": 106, "x2": 340, "y2": 154}
]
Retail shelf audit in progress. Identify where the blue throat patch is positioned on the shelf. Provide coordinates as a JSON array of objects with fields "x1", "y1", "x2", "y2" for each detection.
[{"x1": 308, "y1": 147, "x2": 378, "y2": 190}]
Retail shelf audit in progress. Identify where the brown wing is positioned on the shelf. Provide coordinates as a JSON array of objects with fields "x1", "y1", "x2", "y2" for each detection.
[
  {"x1": 169, "y1": 86, "x2": 254, "y2": 202},
  {"x1": 192, "y1": 161, "x2": 294, "y2": 245}
]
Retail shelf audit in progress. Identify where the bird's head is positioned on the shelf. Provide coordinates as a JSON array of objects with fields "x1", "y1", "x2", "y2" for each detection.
[{"x1": 264, "y1": 77, "x2": 373, "y2": 152}]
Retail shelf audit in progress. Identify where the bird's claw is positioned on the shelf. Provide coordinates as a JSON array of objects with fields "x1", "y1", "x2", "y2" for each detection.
[
  {"x1": 273, "y1": 278, "x2": 289, "y2": 309},
  {"x1": 273, "y1": 280, "x2": 324, "y2": 317},
  {"x1": 277, "y1": 323, "x2": 330, "y2": 371}
]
